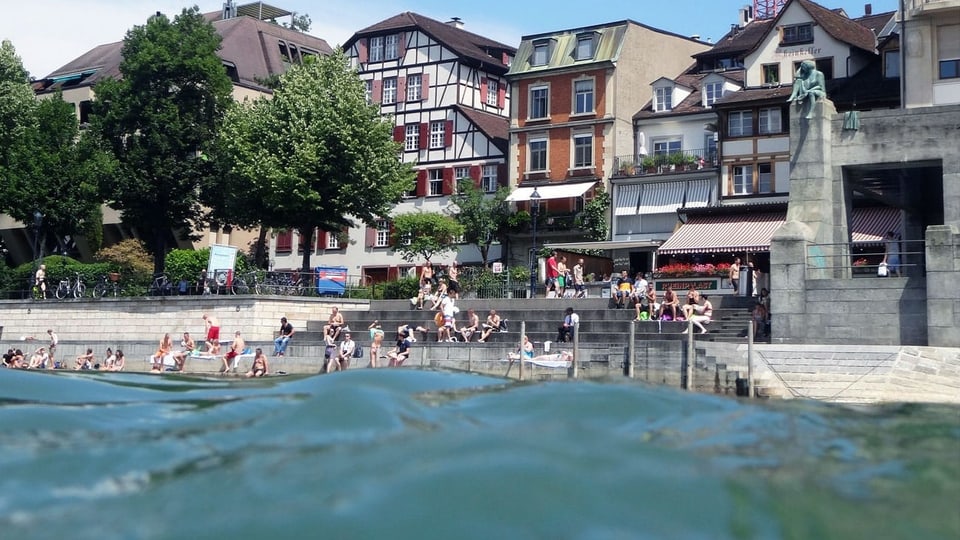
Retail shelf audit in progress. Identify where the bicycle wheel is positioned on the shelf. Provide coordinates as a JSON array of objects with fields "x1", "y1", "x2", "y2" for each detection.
[
  {"x1": 55, "y1": 283, "x2": 68, "y2": 299},
  {"x1": 231, "y1": 278, "x2": 249, "y2": 295},
  {"x1": 74, "y1": 283, "x2": 86, "y2": 298},
  {"x1": 94, "y1": 283, "x2": 107, "y2": 298}
]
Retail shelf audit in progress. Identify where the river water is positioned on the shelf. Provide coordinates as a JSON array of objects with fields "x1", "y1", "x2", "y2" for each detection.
[{"x1": 1, "y1": 368, "x2": 957, "y2": 539}]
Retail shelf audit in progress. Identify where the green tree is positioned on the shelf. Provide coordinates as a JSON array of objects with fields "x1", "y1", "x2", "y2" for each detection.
[
  {"x1": 449, "y1": 180, "x2": 514, "y2": 267},
  {"x1": 578, "y1": 185, "x2": 610, "y2": 241},
  {"x1": 390, "y1": 211, "x2": 463, "y2": 263},
  {"x1": 0, "y1": 40, "x2": 38, "y2": 251},
  {"x1": 91, "y1": 8, "x2": 233, "y2": 274},
  {"x1": 214, "y1": 49, "x2": 413, "y2": 273}
]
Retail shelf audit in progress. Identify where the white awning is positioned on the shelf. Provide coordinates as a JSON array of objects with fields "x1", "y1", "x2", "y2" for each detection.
[
  {"x1": 614, "y1": 184, "x2": 642, "y2": 216},
  {"x1": 506, "y1": 181, "x2": 596, "y2": 202},
  {"x1": 684, "y1": 178, "x2": 714, "y2": 208},
  {"x1": 638, "y1": 182, "x2": 685, "y2": 214},
  {"x1": 545, "y1": 239, "x2": 665, "y2": 251}
]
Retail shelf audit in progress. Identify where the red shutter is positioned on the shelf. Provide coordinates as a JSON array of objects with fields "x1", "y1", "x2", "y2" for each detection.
[
  {"x1": 397, "y1": 32, "x2": 406, "y2": 59},
  {"x1": 393, "y1": 125, "x2": 404, "y2": 142},
  {"x1": 397, "y1": 76, "x2": 406, "y2": 103},
  {"x1": 421, "y1": 73, "x2": 430, "y2": 101},
  {"x1": 365, "y1": 227, "x2": 377, "y2": 247},
  {"x1": 358, "y1": 39, "x2": 368, "y2": 63},
  {"x1": 372, "y1": 80, "x2": 382, "y2": 103},
  {"x1": 497, "y1": 84, "x2": 506, "y2": 109},
  {"x1": 419, "y1": 123, "x2": 429, "y2": 150},
  {"x1": 442, "y1": 167, "x2": 455, "y2": 195},
  {"x1": 501, "y1": 51, "x2": 510, "y2": 65},
  {"x1": 276, "y1": 231, "x2": 292, "y2": 253},
  {"x1": 497, "y1": 163, "x2": 507, "y2": 187},
  {"x1": 444, "y1": 120, "x2": 453, "y2": 147},
  {"x1": 469, "y1": 165, "x2": 482, "y2": 188},
  {"x1": 317, "y1": 231, "x2": 327, "y2": 250},
  {"x1": 387, "y1": 266, "x2": 400, "y2": 280},
  {"x1": 416, "y1": 169, "x2": 428, "y2": 197},
  {"x1": 480, "y1": 77, "x2": 488, "y2": 104}
]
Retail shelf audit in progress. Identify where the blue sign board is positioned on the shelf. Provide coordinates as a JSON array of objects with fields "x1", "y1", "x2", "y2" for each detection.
[{"x1": 315, "y1": 266, "x2": 347, "y2": 296}]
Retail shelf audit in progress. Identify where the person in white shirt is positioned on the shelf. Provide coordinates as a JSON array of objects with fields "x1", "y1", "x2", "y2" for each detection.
[
  {"x1": 557, "y1": 307, "x2": 580, "y2": 343},
  {"x1": 331, "y1": 332, "x2": 356, "y2": 372}
]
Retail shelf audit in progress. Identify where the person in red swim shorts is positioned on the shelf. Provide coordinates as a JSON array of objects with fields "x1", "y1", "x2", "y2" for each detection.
[{"x1": 203, "y1": 313, "x2": 221, "y2": 355}]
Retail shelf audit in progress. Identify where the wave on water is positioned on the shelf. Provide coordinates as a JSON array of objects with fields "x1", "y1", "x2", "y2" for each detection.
[{"x1": 0, "y1": 368, "x2": 957, "y2": 539}]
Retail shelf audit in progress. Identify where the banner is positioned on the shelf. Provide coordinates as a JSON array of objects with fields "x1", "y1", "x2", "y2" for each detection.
[{"x1": 315, "y1": 266, "x2": 347, "y2": 296}]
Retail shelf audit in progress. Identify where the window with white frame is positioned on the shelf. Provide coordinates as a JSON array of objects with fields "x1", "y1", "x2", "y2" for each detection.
[
  {"x1": 884, "y1": 50, "x2": 900, "y2": 79},
  {"x1": 382, "y1": 77, "x2": 397, "y2": 104},
  {"x1": 781, "y1": 23, "x2": 813, "y2": 45},
  {"x1": 326, "y1": 232, "x2": 340, "y2": 250},
  {"x1": 573, "y1": 79, "x2": 594, "y2": 114},
  {"x1": 654, "y1": 86, "x2": 672, "y2": 112},
  {"x1": 364, "y1": 80, "x2": 373, "y2": 104},
  {"x1": 482, "y1": 165, "x2": 498, "y2": 192},
  {"x1": 529, "y1": 138, "x2": 547, "y2": 171},
  {"x1": 704, "y1": 82, "x2": 724, "y2": 107},
  {"x1": 653, "y1": 139, "x2": 681, "y2": 156},
  {"x1": 728, "y1": 110, "x2": 753, "y2": 137},
  {"x1": 530, "y1": 86, "x2": 549, "y2": 119},
  {"x1": 758, "y1": 163, "x2": 773, "y2": 193},
  {"x1": 428, "y1": 169, "x2": 443, "y2": 196},
  {"x1": 404, "y1": 124, "x2": 419, "y2": 152},
  {"x1": 429, "y1": 121, "x2": 446, "y2": 148},
  {"x1": 573, "y1": 133, "x2": 593, "y2": 168},
  {"x1": 733, "y1": 165, "x2": 754, "y2": 195},
  {"x1": 385, "y1": 34, "x2": 400, "y2": 60},
  {"x1": 369, "y1": 36, "x2": 384, "y2": 62},
  {"x1": 454, "y1": 166, "x2": 470, "y2": 193},
  {"x1": 759, "y1": 107, "x2": 782, "y2": 134},
  {"x1": 938, "y1": 24, "x2": 960, "y2": 80},
  {"x1": 375, "y1": 219, "x2": 390, "y2": 247},
  {"x1": 486, "y1": 79, "x2": 498, "y2": 107},
  {"x1": 406, "y1": 73, "x2": 422, "y2": 101},
  {"x1": 575, "y1": 33, "x2": 595, "y2": 60},
  {"x1": 532, "y1": 41, "x2": 550, "y2": 66}
]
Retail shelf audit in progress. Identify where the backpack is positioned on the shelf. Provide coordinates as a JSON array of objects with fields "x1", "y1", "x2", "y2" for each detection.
[
  {"x1": 498, "y1": 319, "x2": 509, "y2": 332},
  {"x1": 352, "y1": 343, "x2": 364, "y2": 358}
]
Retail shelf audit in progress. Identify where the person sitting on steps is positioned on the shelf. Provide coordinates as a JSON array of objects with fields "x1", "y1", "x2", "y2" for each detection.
[{"x1": 478, "y1": 310, "x2": 502, "y2": 343}]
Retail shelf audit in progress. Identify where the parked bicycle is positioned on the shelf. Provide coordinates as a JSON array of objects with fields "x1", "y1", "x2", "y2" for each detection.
[
  {"x1": 148, "y1": 273, "x2": 173, "y2": 296},
  {"x1": 55, "y1": 272, "x2": 86, "y2": 299},
  {"x1": 230, "y1": 272, "x2": 251, "y2": 295},
  {"x1": 93, "y1": 273, "x2": 122, "y2": 298}
]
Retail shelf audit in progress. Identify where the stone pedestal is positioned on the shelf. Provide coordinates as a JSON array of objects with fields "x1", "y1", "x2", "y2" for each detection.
[{"x1": 925, "y1": 225, "x2": 960, "y2": 347}]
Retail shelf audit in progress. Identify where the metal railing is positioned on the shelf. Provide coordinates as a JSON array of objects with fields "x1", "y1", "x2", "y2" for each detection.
[
  {"x1": 805, "y1": 240, "x2": 926, "y2": 279},
  {"x1": 613, "y1": 148, "x2": 719, "y2": 177}
]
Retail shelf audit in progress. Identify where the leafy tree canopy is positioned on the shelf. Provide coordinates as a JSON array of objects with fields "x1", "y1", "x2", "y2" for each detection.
[
  {"x1": 449, "y1": 180, "x2": 513, "y2": 267},
  {"x1": 390, "y1": 211, "x2": 463, "y2": 263}
]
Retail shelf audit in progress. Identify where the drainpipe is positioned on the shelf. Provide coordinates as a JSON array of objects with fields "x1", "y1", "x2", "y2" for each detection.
[{"x1": 899, "y1": 0, "x2": 906, "y2": 109}]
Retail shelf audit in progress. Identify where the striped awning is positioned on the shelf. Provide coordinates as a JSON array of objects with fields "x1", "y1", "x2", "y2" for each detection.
[
  {"x1": 658, "y1": 212, "x2": 786, "y2": 254},
  {"x1": 851, "y1": 207, "x2": 901, "y2": 244},
  {"x1": 614, "y1": 184, "x2": 642, "y2": 216},
  {"x1": 638, "y1": 182, "x2": 685, "y2": 214},
  {"x1": 684, "y1": 178, "x2": 714, "y2": 208}
]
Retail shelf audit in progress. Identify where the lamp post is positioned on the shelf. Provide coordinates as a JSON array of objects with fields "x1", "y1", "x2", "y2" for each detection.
[
  {"x1": 32, "y1": 210, "x2": 43, "y2": 265},
  {"x1": 529, "y1": 187, "x2": 541, "y2": 299}
]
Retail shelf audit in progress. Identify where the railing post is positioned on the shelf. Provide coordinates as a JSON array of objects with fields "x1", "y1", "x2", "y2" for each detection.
[
  {"x1": 686, "y1": 318, "x2": 694, "y2": 390},
  {"x1": 627, "y1": 320, "x2": 635, "y2": 378},
  {"x1": 747, "y1": 321, "x2": 754, "y2": 399},
  {"x1": 571, "y1": 320, "x2": 580, "y2": 379}
]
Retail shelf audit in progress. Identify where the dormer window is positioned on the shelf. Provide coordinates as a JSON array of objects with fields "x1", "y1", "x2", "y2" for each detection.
[
  {"x1": 532, "y1": 40, "x2": 551, "y2": 66},
  {"x1": 780, "y1": 23, "x2": 813, "y2": 45},
  {"x1": 654, "y1": 86, "x2": 672, "y2": 112},
  {"x1": 575, "y1": 32, "x2": 598, "y2": 61},
  {"x1": 703, "y1": 82, "x2": 724, "y2": 107}
]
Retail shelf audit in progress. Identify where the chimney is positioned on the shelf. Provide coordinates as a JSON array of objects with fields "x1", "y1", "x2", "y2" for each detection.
[
  {"x1": 864, "y1": 3, "x2": 872, "y2": 15},
  {"x1": 446, "y1": 17, "x2": 464, "y2": 29}
]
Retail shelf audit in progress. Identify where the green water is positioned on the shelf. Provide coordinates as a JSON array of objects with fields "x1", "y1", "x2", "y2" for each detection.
[{"x1": 0, "y1": 368, "x2": 957, "y2": 539}]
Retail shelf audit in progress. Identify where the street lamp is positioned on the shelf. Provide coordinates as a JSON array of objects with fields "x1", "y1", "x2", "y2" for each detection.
[
  {"x1": 529, "y1": 187, "x2": 541, "y2": 299},
  {"x1": 32, "y1": 210, "x2": 43, "y2": 264}
]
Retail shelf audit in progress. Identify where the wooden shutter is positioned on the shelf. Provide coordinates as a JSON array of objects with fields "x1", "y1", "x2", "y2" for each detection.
[
  {"x1": 442, "y1": 167, "x2": 455, "y2": 195},
  {"x1": 372, "y1": 79, "x2": 382, "y2": 103},
  {"x1": 469, "y1": 165, "x2": 482, "y2": 188},
  {"x1": 497, "y1": 84, "x2": 506, "y2": 109},
  {"x1": 497, "y1": 163, "x2": 507, "y2": 187},
  {"x1": 397, "y1": 32, "x2": 406, "y2": 59},
  {"x1": 316, "y1": 231, "x2": 327, "y2": 251},
  {"x1": 416, "y1": 169, "x2": 428, "y2": 197},
  {"x1": 480, "y1": 77, "x2": 488, "y2": 103},
  {"x1": 365, "y1": 227, "x2": 377, "y2": 247},
  {"x1": 358, "y1": 39, "x2": 368, "y2": 63},
  {"x1": 393, "y1": 125, "x2": 404, "y2": 142},
  {"x1": 444, "y1": 120, "x2": 454, "y2": 147},
  {"x1": 422, "y1": 73, "x2": 430, "y2": 101},
  {"x1": 418, "y1": 123, "x2": 429, "y2": 150},
  {"x1": 397, "y1": 76, "x2": 406, "y2": 103},
  {"x1": 276, "y1": 231, "x2": 292, "y2": 253},
  {"x1": 501, "y1": 51, "x2": 510, "y2": 65}
]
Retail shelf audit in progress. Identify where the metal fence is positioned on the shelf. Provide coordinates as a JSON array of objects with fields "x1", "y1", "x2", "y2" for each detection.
[{"x1": 805, "y1": 240, "x2": 926, "y2": 278}]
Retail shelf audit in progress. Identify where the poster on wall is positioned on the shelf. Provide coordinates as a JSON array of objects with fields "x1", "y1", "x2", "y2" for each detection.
[
  {"x1": 207, "y1": 244, "x2": 239, "y2": 286},
  {"x1": 316, "y1": 266, "x2": 347, "y2": 296}
]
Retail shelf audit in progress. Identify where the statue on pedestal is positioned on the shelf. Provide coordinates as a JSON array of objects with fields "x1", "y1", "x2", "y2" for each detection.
[{"x1": 787, "y1": 60, "x2": 826, "y2": 119}]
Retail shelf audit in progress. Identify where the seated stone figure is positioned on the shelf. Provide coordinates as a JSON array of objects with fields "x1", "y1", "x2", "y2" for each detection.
[{"x1": 787, "y1": 60, "x2": 826, "y2": 118}]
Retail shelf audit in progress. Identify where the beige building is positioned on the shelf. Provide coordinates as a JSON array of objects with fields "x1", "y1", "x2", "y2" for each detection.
[{"x1": 901, "y1": 0, "x2": 960, "y2": 107}]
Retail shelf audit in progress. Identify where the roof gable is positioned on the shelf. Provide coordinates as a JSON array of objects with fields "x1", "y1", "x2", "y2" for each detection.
[
  {"x1": 507, "y1": 21, "x2": 630, "y2": 76},
  {"x1": 782, "y1": 0, "x2": 877, "y2": 53}
]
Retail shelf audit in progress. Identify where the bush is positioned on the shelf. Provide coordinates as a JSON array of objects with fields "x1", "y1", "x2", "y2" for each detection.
[
  {"x1": 94, "y1": 239, "x2": 153, "y2": 287},
  {"x1": 381, "y1": 276, "x2": 419, "y2": 300}
]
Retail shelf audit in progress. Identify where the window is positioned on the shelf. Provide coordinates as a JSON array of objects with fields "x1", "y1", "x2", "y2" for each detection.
[
  {"x1": 404, "y1": 124, "x2": 419, "y2": 152},
  {"x1": 364, "y1": 80, "x2": 373, "y2": 104},
  {"x1": 455, "y1": 166, "x2": 470, "y2": 193},
  {"x1": 326, "y1": 233, "x2": 340, "y2": 250},
  {"x1": 654, "y1": 86, "x2": 672, "y2": 112},
  {"x1": 733, "y1": 165, "x2": 754, "y2": 195},
  {"x1": 762, "y1": 63, "x2": 780, "y2": 85},
  {"x1": 530, "y1": 86, "x2": 549, "y2": 119},
  {"x1": 429, "y1": 121, "x2": 445, "y2": 148},
  {"x1": 385, "y1": 34, "x2": 400, "y2": 60},
  {"x1": 575, "y1": 33, "x2": 595, "y2": 60},
  {"x1": 937, "y1": 24, "x2": 960, "y2": 80},
  {"x1": 573, "y1": 133, "x2": 593, "y2": 168},
  {"x1": 781, "y1": 23, "x2": 813, "y2": 45},
  {"x1": 653, "y1": 139, "x2": 681, "y2": 156},
  {"x1": 759, "y1": 107, "x2": 782, "y2": 134},
  {"x1": 573, "y1": 79, "x2": 594, "y2": 114},
  {"x1": 758, "y1": 163, "x2": 773, "y2": 193},
  {"x1": 815, "y1": 58, "x2": 833, "y2": 80},
  {"x1": 369, "y1": 36, "x2": 384, "y2": 62},
  {"x1": 532, "y1": 41, "x2": 550, "y2": 66},
  {"x1": 428, "y1": 169, "x2": 443, "y2": 196},
  {"x1": 704, "y1": 82, "x2": 724, "y2": 107},
  {"x1": 407, "y1": 73, "x2": 422, "y2": 101},
  {"x1": 482, "y1": 165, "x2": 498, "y2": 192},
  {"x1": 375, "y1": 220, "x2": 390, "y2": 247},
  {"x1": 704, "y1": 133, "x2": 718, "y2": 163},
  {"x1": 382, "y1": 77, "x2": 397, "y2": 104},
  {"x1": 882, "y1": 50, "x2": 900, "y2": 79},
  {"x1": 728, "y1": 110, "x2": 753, "y2": 137},
  {"x1": 486, "y1": 79, "x2": 498, "y2": 107},
  {"x1": 529, "y1": 138, "x2": 547, "y2": 171}
]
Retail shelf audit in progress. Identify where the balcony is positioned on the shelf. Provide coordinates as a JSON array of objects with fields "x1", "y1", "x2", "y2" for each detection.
[
  {"x1": 909, "y1": 0, "x2": 960, "y2": 15},
  {"x1": 612, "y1": 148, "x2": 718, "y2": 178}
]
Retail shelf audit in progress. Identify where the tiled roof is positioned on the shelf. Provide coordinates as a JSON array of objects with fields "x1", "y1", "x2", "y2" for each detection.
[
  {"x1": 456, "y1": 105, "x2": 509, "y2": 154},
  {"x1": 693, "y1": 20, "x2": 773, "y2": 59},
  {"x1": 712, "y1": 85, "x2": 792, "y2": 107},
  {"x1": 44, "y1": 41, "x2": 123, "y2": 84},
  {"x1": 633, "y1": 69, "x2": 743, "y2": 120},
  {"x1": 346, "y1": 12, "x2": 515, "y2": 72},
  {"x1": 853, "y1": 10, "x2": 897, "y2": 38},
  {"x1": 796, "y1": 0, "x2": 877, "y2": 53}
]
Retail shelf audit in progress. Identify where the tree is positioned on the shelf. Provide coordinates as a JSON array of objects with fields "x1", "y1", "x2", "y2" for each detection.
[
  {"x1": 390, "y1": 212, "x2": 463, "y2": 263},
  {"x1": 0, "y1": 40, "x2": 38, "y2": 236},
  {"x1": 449, "y1": 180, "x2": 515, "y2": 266},
  {"x1": 213, "y1": 49, "x2": 414, "y2": 273},
  {"x1": 91, "y1": 8, "x2": 233, "y2": 274},
  {"x1": 577, "y1": 185, "x2": 610, "y2": 241}
]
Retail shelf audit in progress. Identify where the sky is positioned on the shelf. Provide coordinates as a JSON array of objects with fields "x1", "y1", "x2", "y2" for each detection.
[{"x1": 2, "y1": 0, "x2": 897, "y2": 79}]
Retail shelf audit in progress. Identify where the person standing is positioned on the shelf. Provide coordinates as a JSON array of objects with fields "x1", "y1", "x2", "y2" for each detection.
[
  {"x1": 882, "y1": 231, "x2": 902, "y2": 277},
  {"x1": 34, "y1": 264, "x2": 47, "y2": 299},
  {"x1": 446, "y1": 262, "x2": 460, "y2": 300},
  {"x1": 572, "y1": 258, "x2": 585, "y2": 298},
  {"x1": 556, "y1": 256, "x2": 569, "y2": 298},
  {"x1": 729, "y1": 257, "x2": 741, "y2": 294},
  {"x1": 557, "y1": 307, "x2": 579, "y2": 343},
  {"x1": 47, "y1": 329, "x2": 58, "y2": 367},
  {"x1": 545, "y1": 251, "x2": 559, "y2": 297},
  {"x1": 369, "y1": 326, "x2": 384, "y2": 368},
  {"x1": 274, "y1": 317, "x2": 295, "y2": 356},
  {"x1": 202, "y1": 314, "x2": 221, "y2": 355},
  {"x1": 223, "y1": 331, "x2": 245, "y2": 373}
]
